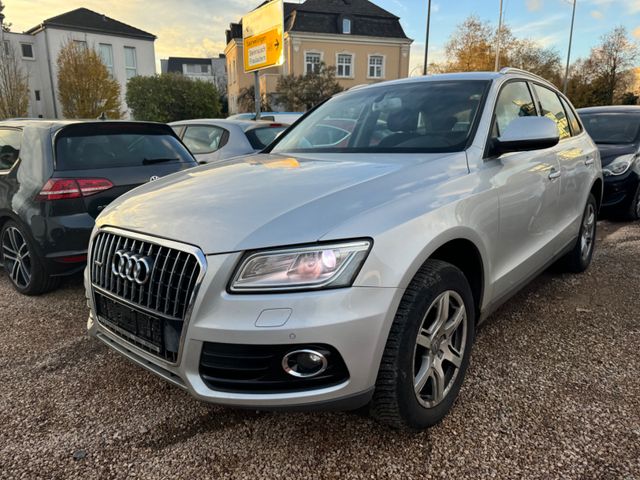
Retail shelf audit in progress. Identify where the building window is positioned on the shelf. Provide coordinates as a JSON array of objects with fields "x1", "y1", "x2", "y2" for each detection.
[
  {"x1": 185, "y1": 64, "x2": 211, "y2": 75},
  {"x1": 336, "y1": 54, "x2": 353, "y2": 78},
  {"x1": 20, "y1": 43, "x2": 34, "y2": 59},
  {"x1": 35, "y1": 90, "x2": 41, "y2": 101},
  {"x1": 2, "y1": 40, "x2": 9, "y2": 56},
  {"x1": 124, "y1": 47, "x2": 138, "y2": 79},
  {"x1": 305, "y1": 52, "x2": 321, "y2": 74},
  {"x1": 368, "y1": 55, "x2": 384, "y2": 78},
  {"x1": 343, "y1": 18, "x2": 351, "y2": 34},
  {"x1": 98, "y1": 44, "x2": 114, "y2": 76},
  {"x1": 73, "y1": 40, "x2": 87, "y2": 49}
]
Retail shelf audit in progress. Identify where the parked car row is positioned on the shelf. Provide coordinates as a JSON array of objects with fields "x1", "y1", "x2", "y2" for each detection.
[{"x1": 0, "y1": 68, "x2": 637, "y2": 431}]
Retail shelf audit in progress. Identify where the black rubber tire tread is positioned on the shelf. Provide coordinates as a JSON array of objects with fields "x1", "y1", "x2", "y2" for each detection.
[
  {"x1": 626, "y1": 183, "x2": 640, "y2": 221},
  {"x1": 0, "y1": 220, "x2": 61, "y2": 296},
  {"x1": 560, "y1": 194, "x2": 597, "y2": 273},
  {"x1": 370, "y1": 259, "x2": 475, "y2": 431}
]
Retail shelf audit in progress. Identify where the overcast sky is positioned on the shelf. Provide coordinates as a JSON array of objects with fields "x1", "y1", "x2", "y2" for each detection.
[{"x1": 4, "y1": 0, "x2": 640, "y2": 73}]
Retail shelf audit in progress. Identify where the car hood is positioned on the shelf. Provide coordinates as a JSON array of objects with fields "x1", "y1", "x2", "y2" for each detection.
[
  {"x1": 596, "y1": 143, "x2": 638, "y2": 166},
  {"x1": 96, "y1": 152, "x2": 462, "y2": 254}
]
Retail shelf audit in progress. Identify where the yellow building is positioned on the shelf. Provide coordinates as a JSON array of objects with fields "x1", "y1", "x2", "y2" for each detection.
[{"x1": 224, "y1": 0, "x2": 413, "y2": 113}]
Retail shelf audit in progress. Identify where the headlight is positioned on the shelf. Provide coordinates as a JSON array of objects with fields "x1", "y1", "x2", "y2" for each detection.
[
  {"x1": 603, "y1": 153, "x2": 636, "y2": 176},
  {"x1": 230, "y1": 240, "x2": 371, "y2": 292}
]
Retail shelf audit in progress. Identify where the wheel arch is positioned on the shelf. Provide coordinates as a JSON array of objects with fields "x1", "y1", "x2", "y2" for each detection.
[
  {"x1": 590, "y1": 177, "x2": 603, "y2": 212},
  {"x1": 400, "y1": 229, "x2": 489, "y2": 323}
]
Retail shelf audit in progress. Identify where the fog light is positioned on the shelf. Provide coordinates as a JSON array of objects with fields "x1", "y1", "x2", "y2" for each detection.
[{"x1": 282, "y1": 349, "x2": 328, "y2": 378}]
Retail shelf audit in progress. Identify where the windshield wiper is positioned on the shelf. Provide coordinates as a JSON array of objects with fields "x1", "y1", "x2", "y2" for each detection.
[{"x1": 143, "y1": 157, "x2": 179, "y2": 165}]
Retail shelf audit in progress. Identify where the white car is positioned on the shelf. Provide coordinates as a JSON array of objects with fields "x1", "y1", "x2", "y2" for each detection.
[{"x1": 170, "y1": 119, "x2": 288, "y2": 164}]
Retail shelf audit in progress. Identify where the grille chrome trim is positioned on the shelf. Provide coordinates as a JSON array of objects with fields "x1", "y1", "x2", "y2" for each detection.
[{"x1": 89, "y1": 226, "x2": 207, "y2": 366}]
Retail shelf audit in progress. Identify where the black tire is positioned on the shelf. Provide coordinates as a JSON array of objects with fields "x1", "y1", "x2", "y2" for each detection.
[
  {"x1": 0, "y1": 220, "x2": 60, "y2": 295},
  {"x1": 560, "y1": 194, "x2": 597, "y2": 273},
  {"x1": 626, "y1": 183, "x2": 640, "y2": 221},
  {"x1": 370, "y1": 259, "x2": 475, "y2": 431}
]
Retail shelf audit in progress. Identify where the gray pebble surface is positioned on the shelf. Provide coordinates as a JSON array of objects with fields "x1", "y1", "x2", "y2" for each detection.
[{"x1": 0, "y1": 220, "x2": 638, "y2": 479}]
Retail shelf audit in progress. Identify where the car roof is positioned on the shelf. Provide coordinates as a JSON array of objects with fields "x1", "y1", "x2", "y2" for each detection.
[
  {"x1": 342, "y1": 68, "x2": 557, "y2": 94},
  {"x1": 577, "y1": 105, "x2": 640, "y2": 114},
  {"x1": 0, "y1": 119, "x2": 169, "y2": 130},
  {"x1": 169, "y1": 118, "x2": 286, "y2": 131}
]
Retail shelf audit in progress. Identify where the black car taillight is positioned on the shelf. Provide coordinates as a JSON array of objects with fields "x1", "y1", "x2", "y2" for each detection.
[{"x1": 37, "y1": 178, "x2": 113, "y2": 201}]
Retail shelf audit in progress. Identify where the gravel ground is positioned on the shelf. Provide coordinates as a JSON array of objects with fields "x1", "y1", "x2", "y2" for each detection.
[{"x1": 0, "y1": 220, "x2": 639, "y2": 479}]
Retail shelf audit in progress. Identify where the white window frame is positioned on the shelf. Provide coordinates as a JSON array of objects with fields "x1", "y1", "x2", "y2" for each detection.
[
  {"x1": 336, "y1": 52, "x2": 354, "y2": 78},
  {"x1": 98, "y1": 43, "x2": 114, "y2": 76},
  {"x1": 124, "y1": 46, "x2": 138, "y2": 80},
  {"x1": 304, "y1": 51, "x2": 323, "y2": 75},
  {"x1": 20, "y1": 42, "x2": 34, "y2": 60},
  {"x1": 368, "y1": 54, "x2": 385, "y2": 79},
  {"x1": 343, "y1": 18, "x2": 351, "y2": 34}
]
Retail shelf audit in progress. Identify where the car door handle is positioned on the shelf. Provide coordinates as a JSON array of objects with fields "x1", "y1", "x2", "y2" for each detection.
[
  {"x1": 548, "y1": 169, "x2": 561, "y2": 180},
  {"x1": 585, "y1": 156, "x2": 595, "y2": 166}
]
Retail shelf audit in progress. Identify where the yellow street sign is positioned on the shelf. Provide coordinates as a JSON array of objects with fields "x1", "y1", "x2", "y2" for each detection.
[{"x1": 242, "y1": 0, "x2": 284, "y2": 73}]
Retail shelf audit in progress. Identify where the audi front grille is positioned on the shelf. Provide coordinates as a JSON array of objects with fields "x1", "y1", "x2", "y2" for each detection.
[{"x1": 90, "y1": 229, "x2": 204, "y2": 363}]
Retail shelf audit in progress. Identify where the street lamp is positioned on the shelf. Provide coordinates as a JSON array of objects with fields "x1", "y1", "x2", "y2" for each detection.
[
  {"x1": 494, "y1": 0, "x2": 503, "y2": 71},
  {"x1": 423, "y1": 0, "x2": 431, "y2": 75},
  {"x1": 563, "y1": 0, "x2": 577, "y2": 94}
]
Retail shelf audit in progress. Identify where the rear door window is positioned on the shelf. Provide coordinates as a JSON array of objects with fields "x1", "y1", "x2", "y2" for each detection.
[
  {"x1": 0, "y1": 129, "x2": 22, "y2": 171},
  {"x1": 245, "y1": 126, "x2": 287, "y2": 150},
  {"x1": 559, "y1": 97, "x2": 582, "y2": 136},
  {"x1": 532, "y1": 84, "x2": 571, "y2": 140},
  {"x1": 55, "y1": 123, "x2": 195, "y2": 171},
  {"x1": 182, "y1": 125, "x2": 226, "y2": 154}
]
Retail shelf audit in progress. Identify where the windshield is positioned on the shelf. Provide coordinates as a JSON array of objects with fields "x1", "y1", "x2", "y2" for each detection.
[
  {"x1": 271, "y1": 80, "x2": 489, "y2": 154},
  {"x1": 580, "y1": 113, "x2": 640, "y2": 144},
  {"x1": 245, "y1": 126, "x2": 287, "y2": 150},
  {"x1": 55, "y1": 123, "x2": 195, "y2": 170}
]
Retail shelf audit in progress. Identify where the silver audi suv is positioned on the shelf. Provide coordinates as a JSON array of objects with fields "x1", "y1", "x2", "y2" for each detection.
[{"x1": 86, "y1": 68, "x2": 602, "y2": 430}]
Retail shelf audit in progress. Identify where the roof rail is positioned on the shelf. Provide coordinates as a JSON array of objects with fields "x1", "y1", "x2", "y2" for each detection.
[{"x1": 499, "y1": 67, "x2": 552, "y2": 85}]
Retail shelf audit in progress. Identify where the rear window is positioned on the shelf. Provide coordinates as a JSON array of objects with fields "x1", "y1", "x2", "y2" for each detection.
[
  {"x1": 245, "y1": 126, "x2": 287, "y2": 150},
  {"x1": 55, "y1": 123, "x2": 196, "y2": 171}
]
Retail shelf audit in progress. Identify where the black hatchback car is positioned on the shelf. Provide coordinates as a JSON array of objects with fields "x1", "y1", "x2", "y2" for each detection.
[
  {"x1": 578, "y1": 106, "x2": 640, "y2": 219},
  {"x1": 0, "y1": 120, "x2": 197, "y2": 295}
]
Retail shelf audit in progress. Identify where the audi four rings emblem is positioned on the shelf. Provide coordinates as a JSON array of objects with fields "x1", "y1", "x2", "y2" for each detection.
[{"x1": 111, "y1": 250, "x2": 154, "y2": 285}]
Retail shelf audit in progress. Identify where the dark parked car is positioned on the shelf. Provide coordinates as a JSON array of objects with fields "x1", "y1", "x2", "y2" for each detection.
[
  {"x1": 578, "y1": 106, "x2": 640, "y2": 219},
  {"x1": 0, "y1": 120, "x2": 197, "y2": 295}
]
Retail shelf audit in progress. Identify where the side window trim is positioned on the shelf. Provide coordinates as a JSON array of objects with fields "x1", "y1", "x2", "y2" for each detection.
[
  {"x1": 559, "y1": 95, "x2": 583, "y2": 137},
  {"x1": 0, "y1": 127, "x2": 23, "y2": 174}
]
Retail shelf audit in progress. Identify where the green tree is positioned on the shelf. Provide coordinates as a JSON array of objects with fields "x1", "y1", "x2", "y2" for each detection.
[
  {"x1": 126, "y1": 73, "x2": 221, "y2": 122},
  {"x1": 57, "y1": 41, "x2": 123, "y2": 119},
  {"x1": 238, "y1": 85, "x2": 272, "y2": 113},
  {"x1": 275, "y1": 63, "x2": 343, "y2": 111}
]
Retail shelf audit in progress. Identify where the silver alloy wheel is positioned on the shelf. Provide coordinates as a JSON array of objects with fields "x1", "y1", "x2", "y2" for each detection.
[
  {"x1": 413, "y1": 290, "x2": 467, "y2": 408},
  {"x1": 1, "y1": 226, "x2": 32, "y2": 288},
  {"x1": 581, "y1": 203, "x2": 596, "y2": 262}
]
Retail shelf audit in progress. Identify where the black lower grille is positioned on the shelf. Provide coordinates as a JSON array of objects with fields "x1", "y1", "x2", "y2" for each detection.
[
  {"x1": 95, "y1": 292, "x2": 183, "y2": 363},
  {"x1": 199, "y1": 342, "x2": 349, "y2": 393}
]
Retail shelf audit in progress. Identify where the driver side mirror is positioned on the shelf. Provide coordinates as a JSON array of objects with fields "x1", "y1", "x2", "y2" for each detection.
[{"x1": 491, "y1": 116, "x2": 559, "y2": 156}]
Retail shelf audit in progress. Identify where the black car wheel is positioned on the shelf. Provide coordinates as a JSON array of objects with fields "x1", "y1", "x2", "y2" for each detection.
[
  {"x1": 0, "y1": 221, "x2": 59, "y2": 295},
  {"x1": 370, "y1": 259, "x2": 475, "y2": 431},
  {"x1": 627, "y1": 183, "x2": 640, "y2": 221},
  {"x1": 560, "y1": 194, "x2": 597, "y2": 273}
]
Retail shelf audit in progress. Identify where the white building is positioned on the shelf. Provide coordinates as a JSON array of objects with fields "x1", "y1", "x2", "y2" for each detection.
[
  {"x1": 1, "y1": 8, "x2": 156, "y2": 119},
  {"x1": 160, "y1": 56, "x2": 228, "y2": 96}
]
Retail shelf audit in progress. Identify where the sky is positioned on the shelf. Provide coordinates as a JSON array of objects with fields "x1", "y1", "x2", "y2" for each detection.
[{"x1": 3, "y1": 0, "x2": 640, "y2": 73}]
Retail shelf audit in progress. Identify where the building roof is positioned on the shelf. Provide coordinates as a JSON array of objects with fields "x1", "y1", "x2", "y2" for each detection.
[
  {"x1": 226, "y1": 0, "x2": 408, "y2": 44},
  {"x1": 25, "y1": 8, "x2": 156, "y2": 40}
]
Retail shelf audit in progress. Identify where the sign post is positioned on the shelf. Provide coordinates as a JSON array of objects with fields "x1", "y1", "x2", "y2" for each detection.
[{"x1": 242, "y1": 0, "x2": 285, "y2": 119}]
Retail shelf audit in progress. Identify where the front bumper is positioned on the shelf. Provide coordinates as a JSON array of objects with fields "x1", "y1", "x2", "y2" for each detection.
[
  {"x1": 602, "y1": 170, "x2": 640, "y2": 209},
  {"x1": 86, "y1": 252, "x2": 402, "y2": 410}
]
